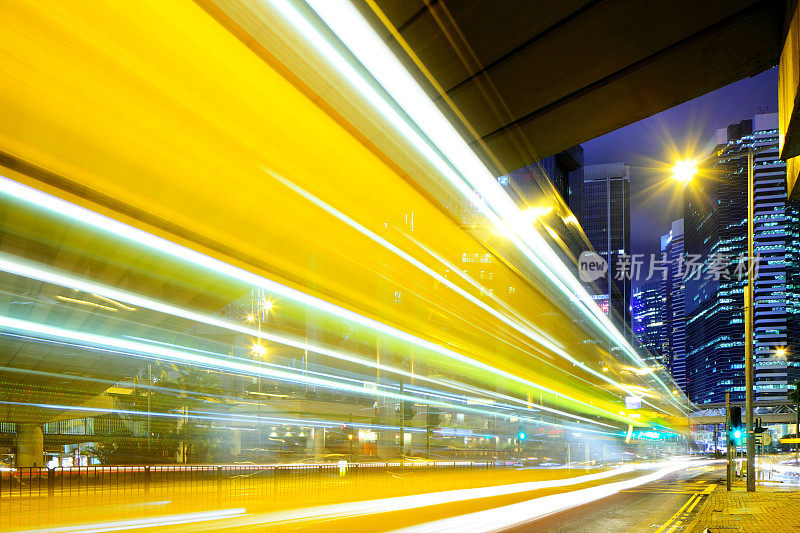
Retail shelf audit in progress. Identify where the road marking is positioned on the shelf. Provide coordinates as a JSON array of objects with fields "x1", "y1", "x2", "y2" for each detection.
[
  {"x1": 653, "y1": 494, "x2": 698, "y2": 533},
  {"x1": 620, "y1": 490, "x2": 698, "y2": 494},
  {"x1": 654, "y1": 481, "x2": 717, "y2": 532},
  {"x1": 684, "y1": 495, "x2": 702, "y2": 514},
  {"x1": 666, "y1": 519, "x2": 683, "y2": 532}
]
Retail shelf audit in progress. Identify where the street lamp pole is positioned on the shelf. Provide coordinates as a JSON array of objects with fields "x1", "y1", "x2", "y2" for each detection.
[
  {"x1": 671, "y1": 154, "x2": 756, "y2": 489},
  {"x1": 745, "y1": 147, "x2": 756, "y2": 492}
]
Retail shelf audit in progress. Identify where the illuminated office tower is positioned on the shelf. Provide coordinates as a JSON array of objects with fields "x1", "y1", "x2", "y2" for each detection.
[
  {"x1": 685, "y1": 113, "x2": 799, "y2": 404},
  {"x1": 581, "y1": 163, "x2": 632, "y2": 331},
  {"x1": 631, "y1": 280, "x2": 664, "y2": 365},
  {"x1": 661, "y1": 219, "x2": 686, "y2": 393}
]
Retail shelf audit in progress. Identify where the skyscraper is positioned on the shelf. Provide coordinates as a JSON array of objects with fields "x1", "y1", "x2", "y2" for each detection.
[
  {"x1": 582, "y1": 163, "x2": 632, "y2": 330},
  {"x1": 500, "y1": 145, "x2": 585, "y2": 264},
  {"x1": 631, "y1": 280, "x2": 663, "y2": 365},
  {"x1": 685, "y1": 113, "x2": 800, "y2": 404},
  {"x1": 661, "y1": 219, "x2": 686, "y2": 394},
  {"x1": 502, "y1": 145, "x2": 584, "y2": 219}
]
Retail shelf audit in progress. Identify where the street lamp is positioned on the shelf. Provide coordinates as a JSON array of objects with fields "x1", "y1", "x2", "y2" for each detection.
[
  {"x1": 251, "y1": 342, "x2": 267, "y2": 358},
  {"x1": 672, "y1": 159, "x2": 699, "y2": 184},
  {"x1": 776, "y1": 347, "x2": 788, "y2": 358},
  {"x1": 671, "y1": 146, "x2": 762, "y2": 492}
]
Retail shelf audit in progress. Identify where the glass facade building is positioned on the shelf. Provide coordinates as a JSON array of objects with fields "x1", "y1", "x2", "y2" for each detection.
[
  {"x1": 503, "y1": 145, "x2": 584, "y2": 218},
  {"x1": 684, "y1": 113, "x2": 800, "y2": 404},
  {"x1": 582, "y1": 163, "x2": 632, "y2": 332},
  {"x1": 661, "y1": 219, "x2": 686, "y2": 394},
  {"x1": 631, "y1": 280, "x2": 663, "y2": 366}
]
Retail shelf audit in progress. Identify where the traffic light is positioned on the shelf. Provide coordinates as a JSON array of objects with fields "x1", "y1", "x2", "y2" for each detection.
[
  {"x1": 729, "y1": 406, "x2": 743, "y2": 444},
  {"x1": 517, "y1": 431, "x2": 527, "y2": 441}
]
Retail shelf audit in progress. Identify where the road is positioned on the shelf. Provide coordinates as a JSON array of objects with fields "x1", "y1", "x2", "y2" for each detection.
[
  {"x1": 0, "y1": 462, "x2": 724, "y2": 532},
  {"x1": 519, "y1": 465, "x2": 723, "y2": 532}
]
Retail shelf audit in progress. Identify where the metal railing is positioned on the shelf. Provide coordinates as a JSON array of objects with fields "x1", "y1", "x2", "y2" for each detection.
[{"x1": 0, "y1": 460, "x2": 517, "y2": 499}]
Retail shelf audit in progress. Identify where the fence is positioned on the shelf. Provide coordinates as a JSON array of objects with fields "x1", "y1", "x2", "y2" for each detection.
[
  {"x1": 0, "y1": 460, "x2": 604, "y2": 531},
  {"x1": 1, "y1": 460, "x2": 518, "y2": 499}
]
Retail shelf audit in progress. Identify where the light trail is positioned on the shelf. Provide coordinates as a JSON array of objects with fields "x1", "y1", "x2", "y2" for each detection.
[
  {"x1": 276, "y1": 0, "x2": 685, "y2": 410},
  {"x1": 0, "y1": 173, "x2": 571, "y2": 401},
  {"x1": 0, "y1": 251, "x2": 627, "y2": 425},
  {"x1": 0, "y1": 399, "x2": 433, "y2": 436},
  {"x1": 36, "y1": 461, "x2": 713, "y2": 531},
  {"x1": 0, "y1": 315, "x2": 619, "y2": 433},
  {"x1": 269, "y1": 170, "x2": 564, "y2": 361},
  {"x1": 4, "y1": 508, "x2": 247, "y2": 533},
  {"x1": 270, "y1": 169, "x2": 671, "y2": 410},
  {"x1": 392, "y1": 461, "x2": 715, "y2": 532}
]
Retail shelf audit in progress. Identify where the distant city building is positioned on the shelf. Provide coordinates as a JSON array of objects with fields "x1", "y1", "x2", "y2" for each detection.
[
  {"x1": 501, "y1": 145, "x2": 584, "y2": 220},
  {"x1": 631, "y1": 280, "x2": 663, "y2": 365},
  {"x1": 684, "y1": 113, "x2": 800, "y2": 404},
  {"x1": 661, "y1": 219, "x2": 686, "y2": 394},
  {"x1": 582, "y1": 163, "x2": 632, "y2": 331},
  {"x1": 499, "y1": 145, "x2": 587, "y2": 270}
]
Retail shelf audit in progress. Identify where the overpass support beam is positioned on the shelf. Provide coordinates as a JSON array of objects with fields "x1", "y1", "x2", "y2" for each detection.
[
  {"x1": 15, "y1": 423, "x2": 43, "y2": 467},
  {"x1": 780, "y1": 0, "x2": 800, "y2": 199},
  {"x1": 306, "y1": 427, "x2": 324, "y2": 458}
]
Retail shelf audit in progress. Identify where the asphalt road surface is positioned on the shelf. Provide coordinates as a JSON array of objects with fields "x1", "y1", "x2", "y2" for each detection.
[{"x1": 514, "y1": 465, "x2": 724, "y2": 533}]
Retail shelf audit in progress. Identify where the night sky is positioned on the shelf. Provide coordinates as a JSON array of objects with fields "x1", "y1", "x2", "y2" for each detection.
[{"x1": 582, "y1": 67, "x2": 778, "y2": 289}]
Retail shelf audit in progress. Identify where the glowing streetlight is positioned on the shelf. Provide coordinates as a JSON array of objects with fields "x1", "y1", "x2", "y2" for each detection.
[
  {"x1": 672, "y1": 159, "x2": 699, "y2": 184},
  {"x1": 251, "y1": 342, "x2": 267, "y2": 358},
  {"x1": 776, "y1": 347, "x2": 788, "y2": 358},
  {"x1": 246, "y1": 314, "x2": 256, "y2": 323}
]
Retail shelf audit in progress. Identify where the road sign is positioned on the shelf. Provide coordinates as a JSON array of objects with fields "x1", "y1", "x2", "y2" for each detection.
[{"x1": 756, "y1": 432, "x2": 772, "y2": 446}]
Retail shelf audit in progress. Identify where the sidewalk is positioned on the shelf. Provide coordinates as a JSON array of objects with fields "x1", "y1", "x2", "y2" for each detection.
[{"x1": 686, "y1": 481, "x2": 800, "y2": 532}]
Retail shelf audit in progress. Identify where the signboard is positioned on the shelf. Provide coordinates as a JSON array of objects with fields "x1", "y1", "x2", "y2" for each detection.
[{"x1": 625, "y1": 396, "x2": 642, "y2": 410}]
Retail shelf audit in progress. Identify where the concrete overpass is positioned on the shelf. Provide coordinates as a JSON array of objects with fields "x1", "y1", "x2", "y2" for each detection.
[
  {"x1": 689, "y1": 401, "x2": 799, "y2": 425},
  {"x1": 360, "y1": 0, "x2": 789, "y2": 176}
]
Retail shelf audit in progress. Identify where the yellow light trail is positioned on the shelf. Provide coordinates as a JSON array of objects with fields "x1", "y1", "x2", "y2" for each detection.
[
  {"x1": 279, "y1": 0, "x2": 687, "y2": 410},
  {"x1": 0, "y1": 0, "x2": 690, "y2": 434}
]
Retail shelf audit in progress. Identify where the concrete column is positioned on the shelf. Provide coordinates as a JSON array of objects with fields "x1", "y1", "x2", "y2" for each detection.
[
  {"x1": 306, "y1": 427, "x2": 324, "y2": 457},
  {"x1": 16, "y1": 424, "x2": 43, "y2": 467},
  {"x1": 376, "y1": 431, "x2": 395, "y2": 459}
]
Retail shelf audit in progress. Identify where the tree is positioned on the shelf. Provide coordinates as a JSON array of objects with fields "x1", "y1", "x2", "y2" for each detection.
[
  {"x1": 91, "y1": 366, "x2": 231, "y2": 464},
  {"x1": 790, "y1": 381, "x2": 800, "y2": 453},
  {"x1": 155, "y1": 367, "x2": 231, "y2": 463}
]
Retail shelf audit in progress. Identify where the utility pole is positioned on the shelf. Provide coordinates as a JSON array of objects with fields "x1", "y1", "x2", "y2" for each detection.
[
  {"x1": 745, "y1": 147, "x2": 756, "y2": 492},
  {"x1": 725, "y1": 391, "x2": 732, "y2": 491},
  {"x1": 147, "y1": 362, "x2": 152, "y2": 453},
  {"x1": 399, "y1": 381, "x2": 404, "y2": 459},
  {"x1": 713, "y1": 423, "x2": 717, "y2": 458}
]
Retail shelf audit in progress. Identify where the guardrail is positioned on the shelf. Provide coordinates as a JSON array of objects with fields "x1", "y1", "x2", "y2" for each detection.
[{"x1": 0, "y1": 460, "x2": 517, "y2": 499}]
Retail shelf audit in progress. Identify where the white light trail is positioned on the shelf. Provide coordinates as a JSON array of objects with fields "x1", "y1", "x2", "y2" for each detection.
[
  {"x1": 0, "y1": 315, "x2": 614, "y2": 432},
  {"x1": 268, "y1": 170, "x2": 665, "y2": 407},
  {"x1": 5, "y1": 509, "x2": 247, "y2": 533},
  {"x1": 0, "y1": 177, "x2": 638, "y2": 420},
  {"x1": 392, "y1": 461, "x2": 711, "y2": 532},
  {"x1": 0, "y1": 251, "x2": 620, "y2": 425},
  {"x1": 143, "y1": 465, "x2": 637, "y2": 528}
]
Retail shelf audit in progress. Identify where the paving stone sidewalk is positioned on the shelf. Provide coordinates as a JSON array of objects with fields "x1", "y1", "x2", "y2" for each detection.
[{"x1": 686, "y1": 481, "x2": 800, "y2": 532}]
